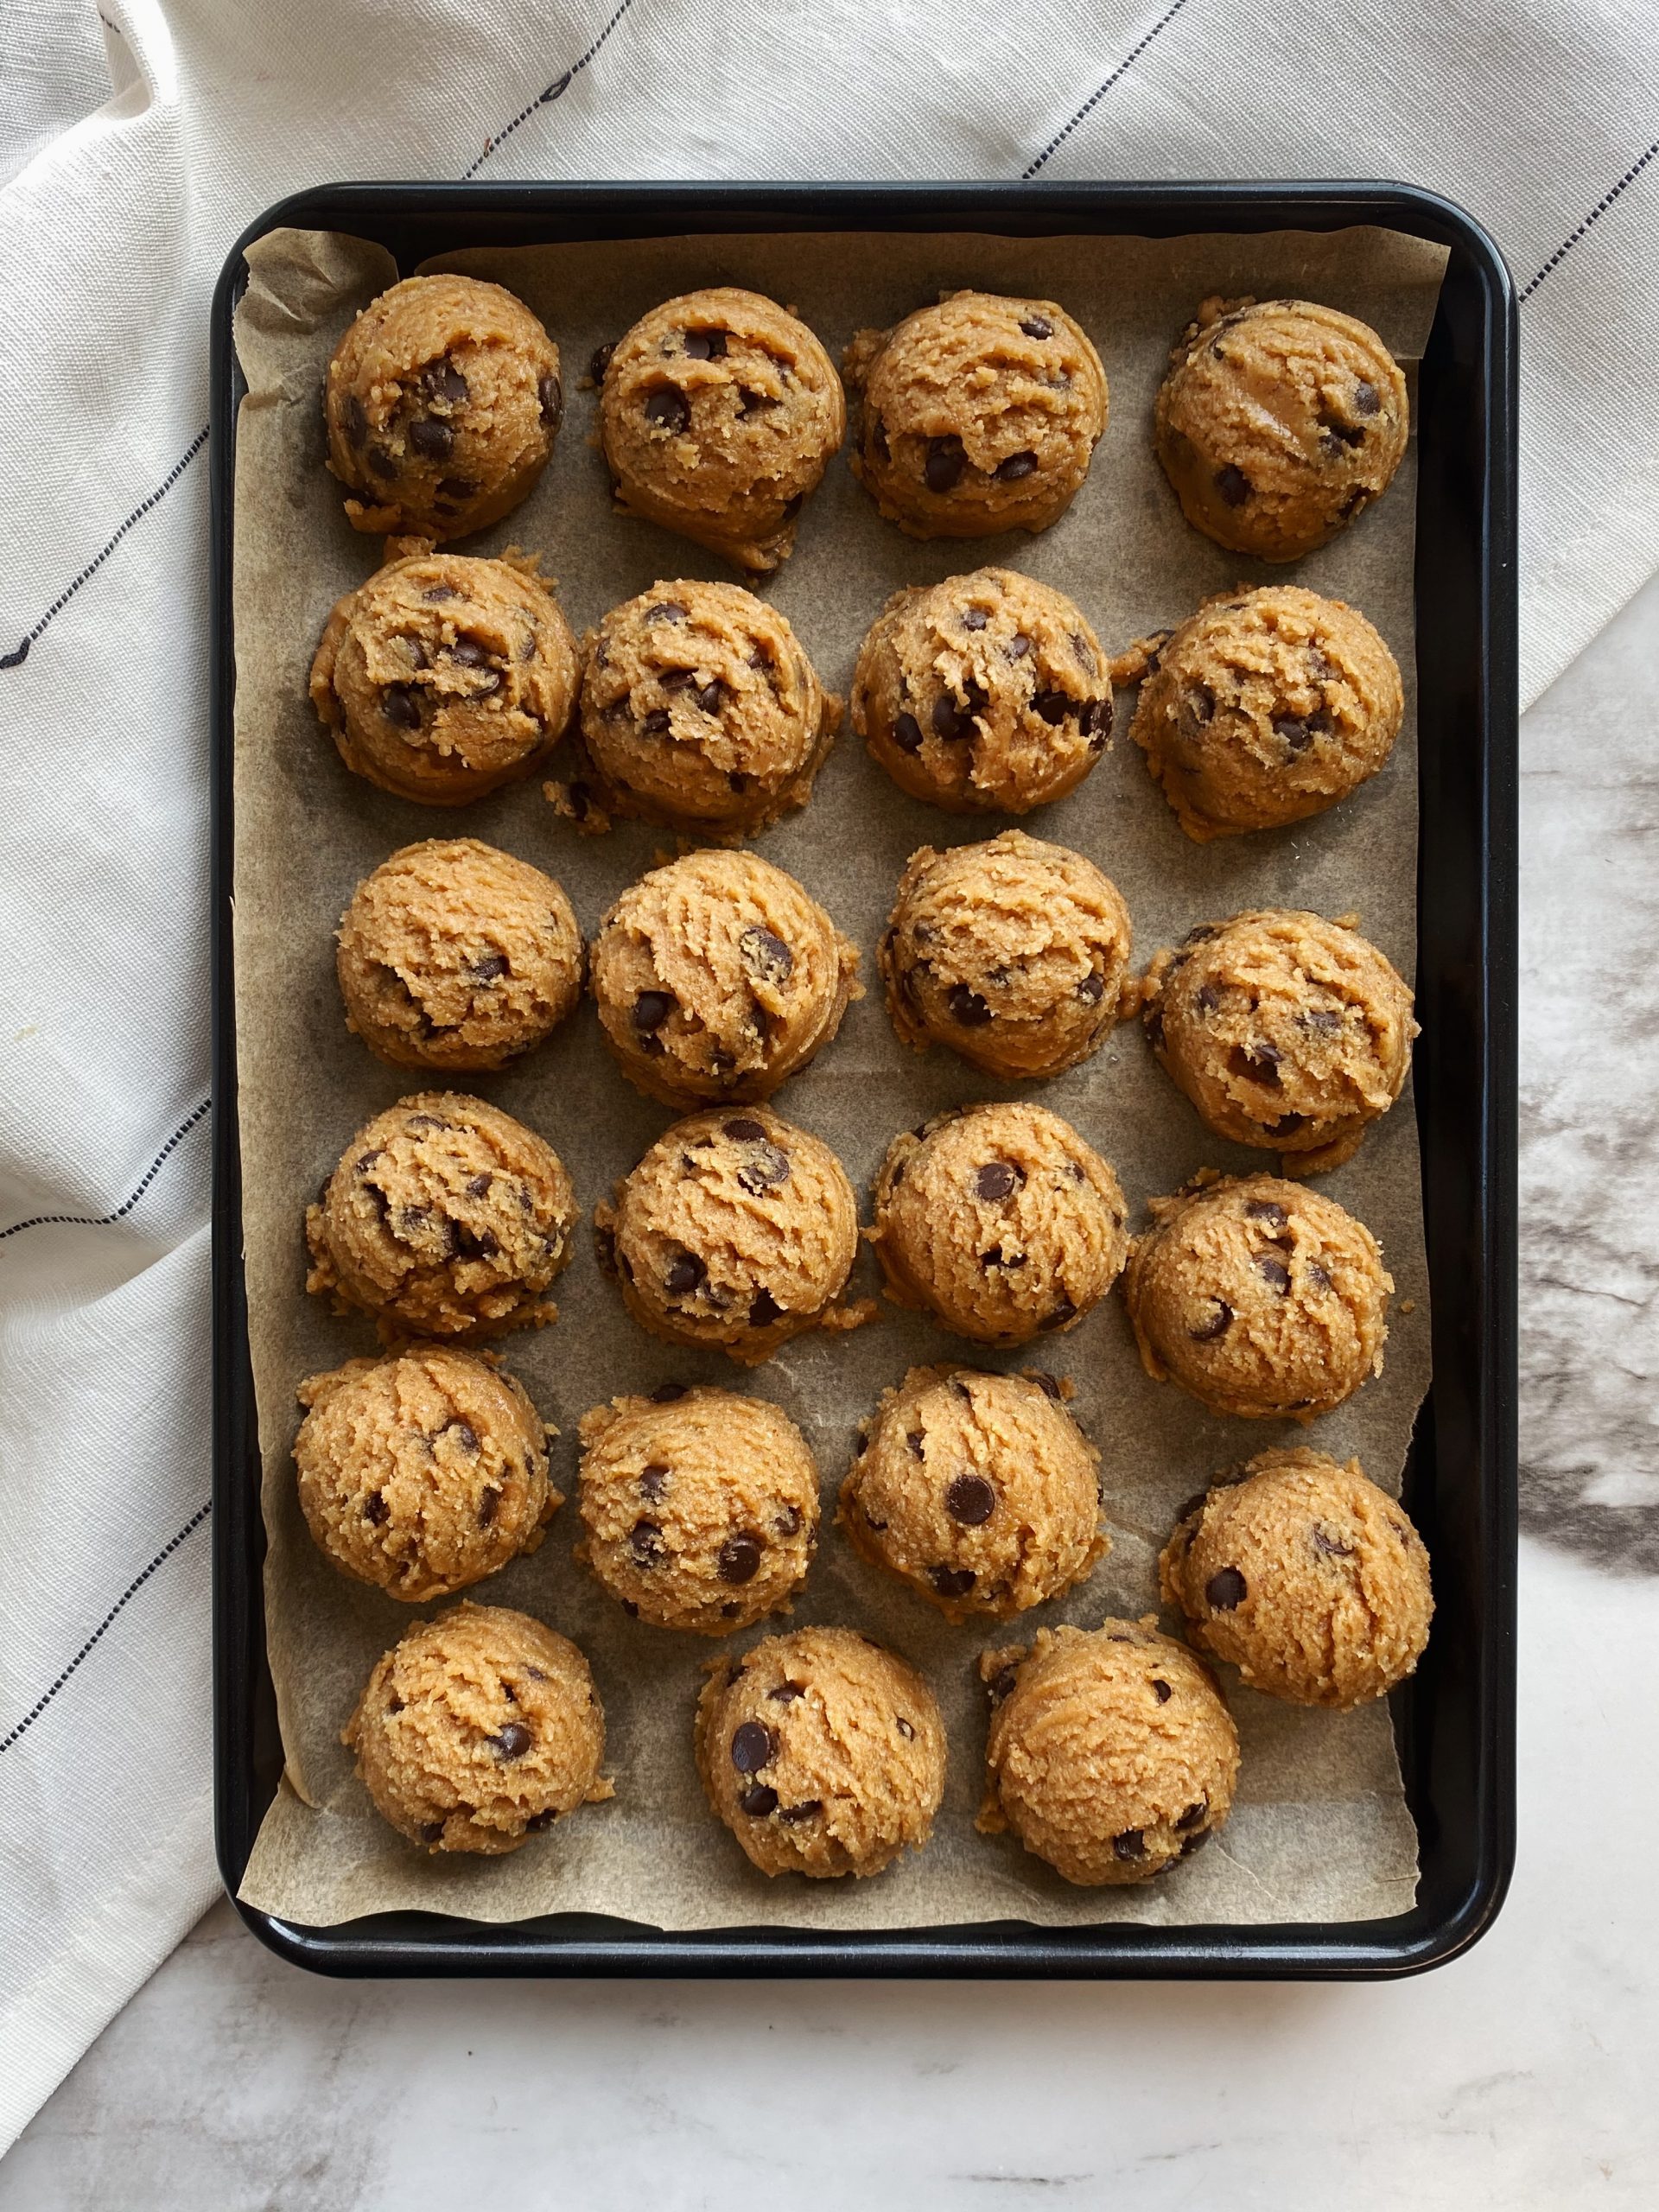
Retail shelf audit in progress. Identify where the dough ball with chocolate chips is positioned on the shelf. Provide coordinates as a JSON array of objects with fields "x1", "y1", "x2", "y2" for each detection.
[
  {"x1": 310, "y1": 546, "x2": 579, "y2": 806},
  {"x1": 324, "y1": 274, "x2": 562, "y2": 541},
  {"x1": 305, "y1": 1092, "x2": 576, "y2": 1342},
  {"x1": 977, "y1": 1619, "x2": 1238, "y2": 1885},
  {"x1": 295, "y1": 1347, "x2": 558, "y2": 1601},
  {"x1": 694, "y1": 1625, "x2": 946, "y2": 1878},
  {"x1": 1122, "y1": 1173, "x2": 1391, "y2": 1421},
  {"x1": 591, "y1": 848, "x2": 860, "y2": 1108},
  {"x1": 840, "y1": 1365, "x2": 1105, "y2": 1620},
  {"x1": 871, "y1": 1103, "x2": 1128, "y2": 1345},
  {"x1": 577, "y1": 1385, "x2": 819, "y2": 1634},
  {"x1": 1160, "y1": 1447, "x2": 1433, "y2": 1709},
  {"x1": 595, "y1": 288, "x2": 845, "y2": 573},
  {"x1": 342, "y1": 1602, "x2": 612, "y2": 1855},
  {"x1": 844, "y1": 292, "x2": 1108, "y2": 539},
  {"x1": 854, "y1": 567, "x2": 1112, "y2": 814}
]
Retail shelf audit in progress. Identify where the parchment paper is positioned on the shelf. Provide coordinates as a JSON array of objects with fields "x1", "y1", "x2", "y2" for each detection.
[{"x1": 232, "y1": 223, "x2": 1446, "y2": 1930}]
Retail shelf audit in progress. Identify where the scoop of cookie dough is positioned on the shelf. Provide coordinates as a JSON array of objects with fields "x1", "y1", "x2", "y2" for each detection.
[
  {"x1": 1154, "y1": 296, "x2": 1408, "y2": 561},
  {"x1": 306, "y1": 1091, "x2": 576, "y2": 1341},
  {"x1": 577, "y1": 1384, "x2": 819, "y2": 1633},
  {"x1": 1160, "y1": 1447, "x2": 1433, "y2": 1708},
  {"x1": 871, "y1": 1103, "x2": 1128, "y2": 1345},
  {"x1": 342, "y1": 1602, "x2": 611, "y2": 1854},
  {"x1": 880, "y1": 831, "x2": 1134, "y2": 1079},
  {"x1": 595, "y1": 288, "x2": 845, "y2": 573},
  {"x1": 977, "y1": 1618, "x2": 1239, "y2": 1885},
  {"x1": 1143, "y1": 909, "x2": 1416, "y2": 1173},
  {"x1": 591, "y1": 849, "x2": 860, "y2": 1107},
  {"x1": 596, "y1": 1105, "x2": 862, "y2": 1363},
  {"x1": 694, "y1": 1625, "x2": 946, "y2": 1877},
  {"x1": 310, "y1": 546, "x2": 579, "y2": 806},
  {"x1": 845, "y1": 292, "x2": 1108, "y2": 538},
  {"x1": 854, "y1": 567, "x2": 1112, "y2": 813},
  {"x1": 296, "y1": 1347, "x2": 558, "y2": 1601},
  {"x1": 1123, "y1": 1173, "x2": 1391, "y2": 1420},
  {"x1": 324, "y1": 274, "x2": 562, "y2": 541}
]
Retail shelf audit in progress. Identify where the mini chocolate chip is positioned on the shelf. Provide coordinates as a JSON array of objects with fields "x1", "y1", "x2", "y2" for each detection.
[
  {"x1": 1306, "y1": 1260, "x2": 1333, "y2": 1292},
  {"x1": 1189, "y1": 1300, "x2": 1233, "y2": 1342},
  {"x1": 639, "y1": 1463, "x2": 669, "y2": 1502},
  {"x1": 341, "y1": 392, "x2": 369, "y2": 447},
  {"x1": 418, "y1": 1821, "x2": 445, "y2": 1843},
  {"x1": 925, "y1": 434, "x2": 966, "y2": 491},
  {"x1": 642, "y1": 707, "x2": 672, "y2": 734},
  {"x1": 981, "y1": 1246, "x2": 1026, "y2": 1272},
  {"x1": 1007, "y1": 632, "x2": 1033, "y2": 659},
  {"x1": 1040, "y1": 1297, "x2": 1077, "y2": 1332},
  {"x1": 769, "y1": 1681, "x2": 804, "y2": 1703},
  {"x1": 774, "y1": 1503, "x2": 803, "y2": 1537},
  {"x1": 1176, "y1": 1799, "x2": 1208, "y2": 1830},
  {"x1": 448, "y1": 637, "x2": 491, "y2": 669},
  {"x1": 1020, "y1": 315, "x2": 1052, "y2": 340},
  {"x1": 538, "y1": 372, "x2": 563, "y2": 431},
  {"x1": 1352, "y1": 379, "x2": 1381, "y2": 416},
  {"x1": 422, "y1": 358, "x2": 469, "y2": 405},
  {"x1": 1312, "y1": 1524, "x2": 1356, "y2": 1559},
  {"x1": 363, "y1": 1490, "x2": 388, "y2": 1525},
  {"x1": 489, "y1": 1722, "x2": 531, "y2": 1761},
  {"x1": 945, "y1": 1472, "x2": 995, "y2": 1525},
  {"x1": 730, "y1": 1720, "x2": 776, "y2": 1774},
  {"x1": 929, "y1": 1564, "x2": 977, "y2": 1599},
  {"x1": 718, "y1": 1532, "x2": 763, "y2": 1584},
  {"x1": 469, "y1": 952, "x2": 509, "y2": 986},
  {"x1": 387, "y1": 1692, "x2": 405, "y2": 1713},
  {"x1": 1152, "y1": 1678, "x2": 1174, "y2": 1707},
  {"x1": 645, "y1": 600, "x2": 687, "y2": 624},
  {"x1": 963, "y1": 607, "x2": 988, "y2": 631},
  {"x1": 477, "y1": 1485, "x2": 500, "y2": 1529},
  {"x1": 989, "y1": 1665, "x2": 1019, "y2": 1703},
  {"x1": 1273, "y1": 714, "x2": 1319, "y2": 753},
  {"x1": 381, "y1": 683, "x2": 421, "y2": 728},
  {"x1": 748, "y1": 1287, "x2": 785, "y2": 1327},
  {"x1": 975, "y1": 1160, "x2": 1018, "y2": 1200},
  {"x1": 524, "y1": 1808, "x2": 559, "y2": 1833},
  {"x1": 728, "y1": 770, "x2": 751, "y2": 792},
  {"x1": 931, "y1": 692, "x2": 974, "y2": 741},
  {"x1": 408, "y1": 416, "x2": 454, "y2": 461},
  {"x1": 630, "y1": 1519, "x2": 664, "y2": 1567},
  {"x1": 736, "y1": 1142, "x2": 791, "y2": 1196},
  {"x1": 1256, "y1": 1253, "x2": 1291, "y2": 1294},
  {"x1": 1113, "y1": 1829, "x2": 1147, "y2": 1861},
  {"x1": 895, "y1": 1715, "x2": 916, "y2": 1738},
  {"x1": 589, "y1": 341, "x2": 616, "y2": 383},
  {"x1": 645, "y1": 386, "x2": 690, "y2": 433},
  {"x1": 1033, "y1": 690, "x2": 1073, "y2": 725},
  {"x1": 450, "y1": 1224, "x2": 499, "y2": 1262},
  {"x1": 739, "y1": 1783, "x2": 779, "y2": 1817},
  {"x1": 632, "y1": 989, "x2": 675, "y2": 1033},
  {"x1": 1301, "y1": 1007, "x2": 1344, "y2": 1037},
  {"x1": 421, "y1": 585, "x2": 457, "y2": 604},
  {"x1": 1245, "y1": 1198, "x2": 1288, "y2": 1226},
  {"x1": 1180, "y1": 1827, "x2": 1212, "y2": 1857},
  {"x1": 779, "y1": 1799, "x2": 821, "y2": 1823},
  {"x1": 1188, "y1": 985, "x2": 1219, "y2": 1019},
  {"x1": 893, "y1": 710, "x2": 924, "y2": 753},
  {"x1": 694, "y1": 679, "x2": 723, "y2": 715},
  {"x1": 649, "y1": 1381, "x2": 688, "y2": 1403},
  {"x1": 682, "y1": 327, "x2": 728, "y2": 359},
  {"x1": 1206, "y1": 1566, "x2": 1247, "y2": 1611},
  {"x1": 664, "y1": 1251, "x2": 706, "y2": 1299},
  {"x1": 365, "y1": 446, "x2": 397, "y2": 479},
  {"x1": 721, "y1": 1116, "x2": 767, "y2": 1143},
  {"x1": 435, "y1": 476, "x2": 479, "y2": 499},
  {"x1": 949, "y1": 983, "x2": 993, "y2": 1027},
  {"x1": 1077, "y1": 970, "x2": 1105, "y2": 1003},
  {"x1": 735, "y1": 925, "x2": 793, "y2": 988},
  {"x1": 1028, "y1": 1370, "x2": 1062, "y2": 1400},
  {"x1": 1215, "y1": 463, "x2": 1250, "y2": 506},
  {"x1": 995, "y1": 449, "x2": 1038, "y2": 481}
]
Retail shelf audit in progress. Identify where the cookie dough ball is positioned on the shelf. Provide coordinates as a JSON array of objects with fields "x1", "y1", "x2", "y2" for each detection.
[
  {"x1": 871, "y1": 1104, "x2": 1128, "y2": 1345},
  {"x1": 1160, "y1": 1448, "x2": 1433, "y2": 1708},
  {"x1": 577, "y1": 1385, "x2": 819, "y2": 1633},
  {"x1": 592, "y1": 849, "x2": 859, "y2": 1107},
  {"x1": 854, "y1": 568, "x2": 1112, "y2": 813},
  {"x1": 310, "y1": 546, "x2": 579, "y2": 806},
  {"x1": 1123, "y1": 1173, "x2": 1391, "y2": 1420},
  {"x1": 880, "y1": 832, "x2": 1133, "y2": 1079},
  {"x1": 841, "y1": 1366, "x2": 1105, "y2": 1620},
  {"x1": 342, "y1": 1603, "x2": 611, "y2": 1854},
  {"x1": 694, "y1": 1626, "x2": 945, "y2": 1878},
  {"x1": 845, "y1": 293, "x2": 1108, "y2": 539},
  {"x1": 977, "y1": 1620, "x2": 1238, "y2": 1885},
  {"x1": 1154, "y1": 295, "x2": 1408, "y2": 561},
  {"x1": 306, "y1": 1092, "x2": 576, "y2": 1341},
  {"x1": 1121, "y1": 585, "x2": 1402, "y2": 842},
  {"x1": 596, "y1": 289, "x2": 845, "y2": 573},
  {"x1": 597, "y1": 1106, "x2": 861, "y2": 1363},
  {"x1": 295, "y1": 1348, "x2": 558, "y2": 1601},
  {"x1": 324, "y1": 274, "x2": 561, "y2": 541},
  {"x1": 1143, "y1": 910, "x2": 1416, "y2": 1173}
]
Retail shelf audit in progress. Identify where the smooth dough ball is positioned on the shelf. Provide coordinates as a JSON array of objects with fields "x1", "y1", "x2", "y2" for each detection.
[
  {"x1": 309, "y1": 546, "x2": 579, "y2": 806},
  {"x1": 694, "y1": 1626, "x2": 945, "y2": 1877},
  {"x1": 844, "y1": 292, "x2": 1108, "y2": 539},
  {"x1": 1122, "y1": 1173, "x2": 1391, "y2": 1420},
  {"x1": 880, "y1": 831, "x2": 1134, "y2": 1079},
  {"x1": 854, "y1": 567, "x2": 1112, "y2": 813},
  {"x1": 1143, "y1": 910, "x2": 1416, "y2": 1173},
  {"x1": 596, "y1": 288, "x2": 845, "y2": 573},
  {"x1": 324, "y1": 274, "x2": 561, "y2": 541},
  {"x1": 305, "y1": 1092, "x2": 576, "y2": 1341},
  {"x1": 871, "y1": 1103, "x2": 1128, "y2": 1345},
  {"x1": 577, "y1": 1384, "x2": 819, "y2": 1633},
  {"x1": 295, "y1": 1348, "x2": 558, "y2": 1601},
  {"x1": 977, "y1": 1619, "x2": 1239, "y2": 1885},
  {"x1": 1160, "y1": 1447, "x2": 1433, "y2": 1708},
  {"x1": 1153, "y1": 295, "x2": 1408, "y2": 560},
  {"x1": 591, "y1": 849, "x2": 860, "y2": 1108},
  {"x1": 336, "y1": 839, "x2": 583, "y2": 1071},
  {"x1": 596, "y1": 1105, "x2": 861, "y2": 1363},
  {"x1": 840, "y1": 1365, "x2": 1105, "y2": 1619},
  {"x1": 342, "y1": 1602, "x2": 611, "y2": 1854}
]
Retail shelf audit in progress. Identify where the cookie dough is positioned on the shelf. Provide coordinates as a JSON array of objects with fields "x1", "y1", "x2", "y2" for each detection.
[
  {"x1": 591, "y1": 849, "x2": 860, "y2": 1107},
  {"x1": 596, "y1": 1105, "x2": 862, "y2": 1363},
  {"x1": 595, "y1": 288, "x2": 845, "y2": 573},
  {"x1": 845, "y1": 292, "x2": 1108, "y2": 538},
  {"x1": 880, "y1": 831, "x2": 1134, "y2": 1079},
  {"x1": 1118, "y1": 584, "x2": 1402, "y2": 842},
  {"x1": 840, "y1": 1365, "x2": 1105, "y2": 1620},
  {"x1": 1160, "y1": 1447, "x2": 1433, "y2": 1708},
  {"x1": 1122, "y1": 1173, "x2": 1391, "y2": 1420},
  {"x1": 854, "y1": 567, "x2": 1112, "y2": 813},
  {"x1": 306, "y1": 1092, "x2": 576, "y2": 1341},
  {"x1": 295, "y1": 1347, "x2": 558, "y2": 1601},
  {"x1": 694, "y1": 1625, "x2": 946, "y2": 1877},
  {"x1": 342, "y1": 1602, "x2": 611, "y2": 1854},
  {"x1": 324, "y1": 274, "x2": 561, "y2": 541},
  {"x1": 871, "y1": 1103, "x2": 1128, "y2": 1345},
  {"x1": 310, "y1": 545, "x2": 579, "y2": 806},
  {"x1": 577, "y1": 1385, "x2": 819, "y2": 1633},
  {"x1": 977, "y1": 1619, "x2": 1239, "y2": 1885},
  {"x1": 1154, "y1": 296, "x2": 1408, "y2": 562},
  {"x1": 1142, "y1": 910, "x2": 1416, "y2": 1173}
]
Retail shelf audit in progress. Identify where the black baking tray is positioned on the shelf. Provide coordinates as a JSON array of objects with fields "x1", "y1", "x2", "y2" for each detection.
[{"x1": 210, "y1": 180, "x2": 1516, "y2": 1979}]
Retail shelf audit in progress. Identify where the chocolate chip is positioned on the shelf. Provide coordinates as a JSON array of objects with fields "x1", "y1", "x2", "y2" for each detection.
[
  {"x1": 470, "y1": 952, "x2": 509, "y2": 985},
  {"x1": 948, "y1": 983, "x2": 993, "y2": 1027},
  {"x1": 988, "y1": 1664, "x2": 1019, "y2": 1703},
  {"x1": 769, "y1": 1681, "x2": 804, "y2": 1703},
  {"x1": 1148, "y1": 1677, "x2": 1174, "y2": 1706},
  {"x1": 620, "y1": 1598, "x2": 639, "y2": 1618},
  {"x1": 1040, "y1": 1299, "x2": 1077, "y2": 1332},
  {"x1": 774, "y1": 1503, "x2": 803, "y2": 1537},
  {"x1": 925, "y1": 434, "x2": 966, "y2": 491},
  {"x1": 489, "y1": 1723, "x2": 531, "y2": 1761},
  {"x1": 1301, "y1": 1007, "x2": 1344, "y2": 1036},
  {"x1": 645, "y1": 600, "x2": 687, "y2": 624},
  {"x1": 1020, "y1": 315, "x2": 1052, "y2": 340},
  {"x1": 418, "y1": 1821, "x2": 445, "y2": 1843},
  {"x1": 639, "y1": 1463, "x2": 669, "y2": 1502},
  {"x1": 381, "y1": 683, "x2": 421, "y2": 728},
  {"x1": 893, "y1": 710, "x2": 924, "y2": 753},
  {"x1": 1189, "y1": 1300, "x2": 1233, "y2": 1342},
  {"x1": 1113, "y1": 1829, "x2": 1147, "y2": 1861},
  {"x1": 931, "y1": 692, "x2": 974, "y2": 741},
  {"x1": 365, "y1": 446, "x2": 397, "y2": 479},
  {"x1": 435, "y1": 476, "x2": 479, "y2": 500},
  {"x1": 728, "y1": 770, "x2": 751, "y2": 792},
  {"x1": 421, "y1": 585, "x2": 457, "y2": 603},
  {"x1": 1176, "y1": 1799, "x2": 1207, "y2": 1830},
  {"x1": 645, "y1": 386, "x2": 690, "y2": 433},
  {"x1": 682, "y1": 327, "x2": 728, "y2": 359},
  {"x1": 1312, "y1": 1524, "x2": 1356, "y2": 1559},
  {"x1": 664, "y1": 1251, "x2": 706, "y2": 1298},
  {"x1": 1256, "y1": 1253, "x2": 1291, "y2": 1294},
  {"x1": 1306, "y1": 1260, "x2": 1332, "y2": 1292},
  {"x1": 1007, "y1": 632, "x2": 1032, "y2": 659},
  {"x1": 995, "y1": 450, "x2": 1038, "y2": 481},
  {"x1": 975, "y1": 1160, "x2": 1018, "y2": 1200},
  {"x1": 736, "y1": 1143, "x2": 791, "y2": 1197},
  {"x1": 387, "y1": 1692, "x2": 405, "y2": 1714},
  {"x1": 981, "y1": 1245, "x2": 1025, "y2": 1272},
  {"x1": 342, "y1": 393, "x2": 368, "y2": 448},
  {"x1": 1273, "y1": 714, "x2": 1320, "y2": 753},
  {"x1": 448, "y1": 638, "x2": 491, "y2": 670},
  {"x1": 649, "y1": 1382, "x2": 688, "y2": 1402},
  {"x1": 721, "y1": 1116, "x2": 766, "y2": 1143},
  {"x1": 1180, "y1": 1827, "x2": 1211, "y2": 1857},
  {"x1": 363, "y1": 1490, "x2": 388, "y2": 1525},
  {"x1": 1077, "y1": 971, "x2": 1105, "y2": 1003},
  {"x1": 538, "y1": 373, "x2": 563, "y2": 431},
  {"x1": 895, "y1": 1715, "x2": 916, "y2": 1738},
  {"x1": 1206, "y1": 1566, "x2": 1247, "y2": 1611},
  {"x1": 739, "y1": 925, "x2": 792, "y2": 983},
  {"x1": 739, "y1": 1783, "x2": 779, "y2": 1816},
  {"x1": 718, "y1": 1532, "x2": 763, "y2": 1584},
  {"x1": 1028, "y1": 1370, "x2": 1062, "y2": 1400},
  {"x1": 1245, "y1": 1198, "x2": 1287, "y2": 1227},
  {"x1": 730, "y1": 1720, "x2": 776, "y2": 1773},
  {"x1": 1355, "y1": 379, "x2": 1380, "y2": 416},
  {"x1": 408, "y1": 416, "x2": 454, "y2": 461},
  {"x1": 641, "y1": 708, "x2": 671, "y2": 734},
  {"x1": 449, "y1": 1224, "x2": 499, "y2": 1262},
  {"x1": 1033, "y1": 690, "x2": 1072, "y2": 725},
  {"x1": 629, "y1": 1519, "x2": 664, "y2": 1567},
  {"x1": 589, "y1": 341, "x2": 616, "y2": 383},
  {"x1": 695, "y1": 679, "x2": 724, "y2": 715},
  {"x1": 524, "y1": 1808, "x2": 559, "y2": 1833},
  {"x1": 422, "y1": 358, "x2": 469, "y2": 406},
  {"x1": 963, "y1": 607, "x2": 988, "y2": 631},
  {"x1": 779, "y1": 1799, "x2": 821, "y2": 1823},
  {"x1": 1214, "y1": 463, "x2": 1250, "y2": 506},
  {"x1": 632, "y1": 989, "x2": 675, "y2": 1033},
  {"x1": 945, "y1": 1472, "x2": 995, "y2": 1526},
  {"x1": 929, "y1": 1564, "x2": 977, "y2": 1599}
]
